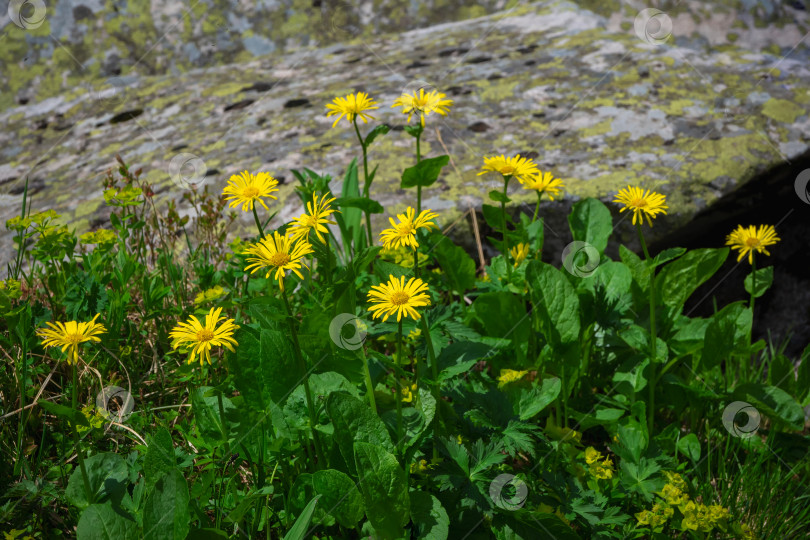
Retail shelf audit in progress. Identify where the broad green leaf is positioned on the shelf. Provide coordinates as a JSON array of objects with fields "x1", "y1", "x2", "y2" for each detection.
[
  {"x1": 67, "y1": 453, "x2": 128, "y2": 509},
  {"x1": 481, "y1": 204, "x2": 510, "y2": 231},
  {"x1": 326, "y1": 392, "x2": 395, "y2": 475},
  {"x1": 700, "y1": 301, "x2": 751, "y2": 370},
  {"x1": 231, "y1": 327, "x2": 299, "y2": 411},
  {"x1": 744, "y1": 266, "x2": 774, "y2": 298},
  {"x1": 657, "y1": 248, "x2": 728, "y2": 309},
  {"x1": 733, "y1": 383, "x2": 804, "y2": 431},
  {"x1": 619, "y1": 459, "x2": 662, "y2": 502},
  {"x1": 364, "y1": 124, "x2": 390, "y2": 147},
  {"x1": 518, "y1": 377, "x2": 561, "y2": 420},
  {"x1": 353, "y1": 441, "x2": 410, "y2": 538},
  {"x1": 283, "y1": 495, "x2": 321, "y2": 540},
  {"x1": 677, "y1": 433, "x2": 701, "y2": 462},
  {"x1": 335, "y1": 197, "x2": 384, "y2": 214},
  {"x1": 567, "y1": 198, "x2": 612, "y2": 253},
  {"x1": 336, "y1": 159, "x2": 363, "y2": 255},
  {"x1": 143, "y1": 469, "x2": 190, "y2": 540},
  {"x1": 401, "y1": 155, "x2": 449, "y2": 188},
  {"x1": 650, "y1": 247, "x2": 686, "y2": 268},
  {"x1": 525, "y1": 261, "x2": 580, "y2": 346},
  {"x1": 616, "y1": 420, "x2": 648, "y2": 464},
  {"x1": 38, "y1": 399, "x2": 90, "y2": 427},
  {"x1": 433, "y1": 239, "x2": 476, "y2": 294},
  {"x1": 312, "y1": 469, "x2": 364, "y2": 528},
  {"x1": 768, "y1": 354, "x2": 795, "y2": 395},
  {"x1": 472, "y1": 291, "x2": 529, "y2": 342},
  {"x1": 584, "y1": 260, "x2": 632, "y2": 302},
  {"x1": 76, "y1": 503, "x2": 137, "y2": 540},
  {"x1": 191, "y1": 387, "x2": 238, "y2": 445},
  {"x1": 374, "y1": 260, "x2": 410, "y2": 281},
  {"x1": 410, "y1": 491, "x2": 449, "y2": 540},
  {"x1": 489, "y1": 189, "x2": 510, "y2": 204},
  {"x1": 492, "y1": 513, "x2": 581, "y2": 540},
  {"x1": 143, "y1": 427, "x2": 175, "y2": 491}
]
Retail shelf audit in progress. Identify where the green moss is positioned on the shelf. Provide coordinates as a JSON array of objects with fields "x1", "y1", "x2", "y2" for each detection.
[
  {"x1": 581, "y1": 119, "x2": 613, "y2": 137},
  {"x1": 761, "y1": 98, "x2": 804, "y2": 123}
]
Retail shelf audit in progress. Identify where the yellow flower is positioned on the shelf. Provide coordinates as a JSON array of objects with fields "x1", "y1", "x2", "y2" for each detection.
[
  {"x1": 584, "y1": 447, "x2": 603, "y2": 465},
  {"x1": 498, "y1": 369, "x2": 529, "y2": 388},
  {"x1": 0, "y1": 279, "x2": 22, "y2": 299},
  {"x1": 523, "y1": 171, "x2": 565, "y2": 200},
  {"x1": 325, "y1": 91, "x2": 379, "y2": 127},
  {"x1": 510, "y1": 242, "x2": 529, "y2": 267},
  {"x1": 725, "y1": 224, "x2": 780, "y2": 264},
  {"x1": 401, "y1": 382, "x2": 418, "y2": 403},
  {"x1": 288, "y1": 193, "x2": 338, "y2": 244},
  {"x1": 589, "y1": 456, "x2": 614, "y2": 480},
  {"x1": 80, "y1": 228, "x2": 117, "y2": 245},
  {"x1": 37, "y1": 314, "x2": 106, "y2": 365},
  {"x1": 244, "y1": 231, "x2": 313, "y2": 292},
  {"x1": 635, "y1": 503, "x2": 672, "y2": 529},
  {"x1": 658, "y1": 483, "x2": 689, "y2": 506},
  {"x1": 681, "y1": 501, "x2": 714, "y2": 532},
  {"x1": 193, "y1": 286, "x2": 228, "y2": 306},
  {"x1": 391, "y1": 87, "x2": 453, "y2": 127},
  {"x1": 379, "y1": 207, "x2": 438, "y2": 251},
  {"x1": 168, "y1": 307, "x2": 239, "y2": 366},
  {"x1": 613, "y1": 185, "x2": 668, "y2": 227},
  {"x1": 407, "y1": 327, "x2": 422, "y2": 340},
  {"x1": 663, "y1": 471, "x2": 687, "y2": 490},
  {"x1": 739, "y1": 523, "x2": 757, "y2": 540},
  {"x1": 222, "y1": 171, "x2": 279, "y2": 212},
  {"x1": 367, "y1": 275, "x2": 431, "y2": 322},
  {"x1": 478, "y1": 154, "x2": 541, "y2": 184},
  {"x1": 708, "y1": 504, "x2": 730, "y2": 524}
]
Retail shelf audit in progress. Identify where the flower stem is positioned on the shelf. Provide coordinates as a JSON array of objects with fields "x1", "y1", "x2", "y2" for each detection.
[
  {"x1": 252, "y1": 205, "x2": 266, "y2": 240},
  {"x1": 502, "y1": 175, "x2": 512, "y2": 279},
  {"x1": 359, "y1": 345, "x2": 377, "y2": 414},
  {"x1": 395, "y1": 319, "x2": 404, "y2": 456},
  {"x1": 416, "y1": 130, "x2": 422, "y2": 213},
  {"x1": 281, "y1": 290, "x2": 325, "y2": 470},
  {"x1": 353, "y1": 118, "x2": 373, "y2": 247},
  {"x1": 636, "y1": 223, "x2": 656, "y2": 434},
  {"x1": 72, "y1": 363, "x2": 92, "y2": 503},
  {"x1": 532, "y1": 191, "x2": 543, "y2": 223}
]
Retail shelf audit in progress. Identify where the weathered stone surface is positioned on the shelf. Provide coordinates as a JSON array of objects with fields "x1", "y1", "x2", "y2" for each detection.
[{"x1": 1, "y1": 0, "x2": 809, "y2": 258}]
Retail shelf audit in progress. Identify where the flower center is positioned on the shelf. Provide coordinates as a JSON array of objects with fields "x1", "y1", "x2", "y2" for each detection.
[
  {"x1": 630, "y1": 198, "x2": 648, "y2": 208},
  {"x1": 396, "y1": 223, "x2": 416, "y2": 237},
  {"x1": 64, "y1": 333, "x2": 83, "y2": 345},
  {"x1": 499, "y1": 165, "x2": 515, "y2": 175},
  {"x1": 302, "y1": 215, "x2": 319, "y2": 228},
  {"x1": 745, "y1": 237, "x2": 761, "y2": 248},
  {"x1": 414, "y1": 96, "x2": 429, "y2": 109},
  {"x1": 196, "y1": 328, "x2": 214, "y2": 342},
  {"x1": 242, "y1": 186, "x2": 260, "y2": 198},
  {"x1": 269, "y1": 252, "x2": 291, "y2": 267},
  {"x1": 390, "y1": 291, "x2": 410, "y2": 306}
]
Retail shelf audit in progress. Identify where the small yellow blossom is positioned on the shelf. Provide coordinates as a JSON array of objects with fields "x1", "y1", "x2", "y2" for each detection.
[
  {"x1": 523, "y1": 171, "x2": 565, "y2": 200},
  {"x1": 510, "y1": 242, "x2": 529, "y2": 267},
  {"x1": 326, "y1": 91, "x2": 379, "y2": 127},
  {"x1": 478, "y1": 154, "x2": 541, "y2": 184},
  {"x1": 169, "y1": 307, "x2": 239, "y2": 366},
  {"x1": 37, "y1": 314, "x2": 106, "y2": 365},
  {"x1": 725, "y1": 224, "x2": 780, "y2": 264},
  {"x1": 391, "y1": 87, "x2": 453, "y2": 127},
  {"x1": 613, "y1": 185, "x2": 668, "y2": 227},
  {"x1": 223, "y1": 171, "x2": 279, "y2": 212},
  {"x1": 498, "y1": 369, "x2": 529, "y2": 388}
]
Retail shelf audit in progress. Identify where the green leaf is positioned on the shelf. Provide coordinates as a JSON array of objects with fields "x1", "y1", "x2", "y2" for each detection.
[
  {"x1": 231, "y1": 328, "x2": 299, "y2": 411},
  {"x1": 143, "y1": 427, "x2": 176, "y2": 492},
  {"x1": 492, "y1": 513, "x2": 581, "y2": 540},
  {"x1": 374, "y1": 260, "x2": 410, "y2": 281},
  {"x1": 796, "y1": 344, "x2": 810, "y2": 405},
  {"x1": 619, "y1": 459, "x2": 662, "y2": 502},
  {"x1": 733, "y1": 383, "x2": 804, "y2": 431},
  {"x1": 567, "y1": 198, "x2": 612, "y2": 253},
  {"x1": 353, "y1": 441, "x2": 410, "y2": 539},
  {"x1": 401, "y1": 155, "x2": 449, "y2": 188},
  {"x1": 326, "y1": 392, "x2": 395, "y2": 475},
  {"x1": 525, "y1": 261, "x2": 580, "y2": 346},
  {"x1": 66, "y1": 453, "x2": 128, "y2": 509},
  {"x1": 364, "y1": 124, "x2": 390, "y2": 147},
  {"x1": 335, "y1": 159, "x2": 363, "y2": 255},
  {"x1": 191, "y1": 387, "x2": 238, "y2": 445},
  {"x1": 700, "y1": 301, "x2": 751, "y2": 370},
  {"x1": 433, "y1": 239, "x2": 476, "y2": 294},
  {"x1": 403, "y1": 124, "x2": 423, "y2": 138},
  {"x1": 38, "y1": 399, "x2": 90, "y2": 428},
  {"x1": 481, "y1": 203, "x2": 510, "y2": 231},
  {"x1": 488, "y1": 189, "x2": 510, "y2": 204},
  {"x1": 76, "y1": 503, "x2": 137, "y2": 540},
  {"x1": 657, "y1": 248, "x2": 728, "y2": 308},
  {"x1": 143, "y1": 469, "x2": 190, "y2": 540},
  {"x1": 518, "y1": 377, "x2": 561, "y2": 420},
  {"x1": 650, "y1": 247, "x2": 686, "y2": 268},
  {"x1": 283, "y1": 495, "x2": 321, "y2": 540},
  {"x1": 472, "y1": 292, "x2": 529, "y2": 342},
  {"x1": 744, "y1": 266, "x2": 774, "y2": 298},
  {"x1": 677, "y1": 433, "x2": 701, "y2": 462},
  {"x1": 335, "y1": 197, "x2": 384, "y2": 214},
  {"x1": 583, "y1": 260, "x2": 632, "y2": 302},
  {"x1": 616, "y1": 420, "x2": 648, "y2": 464},
  {"x1": 410, "y1": 491, "x2": 449, "y2": 540},
  {"x1": 312, "y1": 469, "x2": 365, "y2": 528}
]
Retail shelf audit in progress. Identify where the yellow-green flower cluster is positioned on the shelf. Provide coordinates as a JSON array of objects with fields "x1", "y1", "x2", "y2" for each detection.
[
  {"x1": 5, "y1": 209, "x2": 60, "y2": 231},
  {"x1": 584, "y1": 447, "x2": 615, "y2": 480},
  {"x1": 193, "y1": 286, "x2": 228, "y2": 306},
  {"x1": 497, "y1": 368, "x2": 529, "y2": 388},
  {"x1": 0, "y1": 279, "x2": 22, "y2": 300},
  {"x1": 635, "y1": 472, "x2": 732, "y2": 534},
  {"x1": 635, "y1": 502, "x2": 674, "y2": 530},
  {"x1": 80, "y1": 228, "x2": 117, "y2": 245}
]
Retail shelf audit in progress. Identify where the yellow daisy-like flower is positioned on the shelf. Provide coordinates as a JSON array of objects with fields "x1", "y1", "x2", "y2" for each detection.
[
  {"x1": 497, "y1": 368, "x2": 529, "y2": 388},
  {"x1": 523, "y1": 171, "x2": 565, "y2": 200},
  {"x1": 244, "y1": 231, "x2": 314, "y2": 292},
  {"x1": 288, "y1": 193, "x2": 338, "y2": 244},
  {"x1": 325, "y1": 91, "x2": 379, "y2": 128},
  {"x1": 478, "y1": 154, "x2": 541, "y2": 184},
  {"x1": 367, "y1": 275, "x2": 431, "y2": 322},
  {"x1": 168, "y1": 307, "x2": 239, "y2": 366},
  {"x1": 37, "y1": 314, "x2": 106, "y2": 365},
  {"x1": 510, "y1": 242, "x2": 530, "y2": 267},
  {"x1": 379, "y1": 207, "x2": 439, "y2": 251},
  {"x1": 613, "y1": 185, "x2": 668, "y2": 227},
  {"x1": 391, "y1": 87, "x2": 453, "y2": 127},
  {"x1": 222, "y1": 171, "x2": 279, "y2": 212},
  {"x1": 725, "y1": 224, "x2": 780, "y2": 264}
]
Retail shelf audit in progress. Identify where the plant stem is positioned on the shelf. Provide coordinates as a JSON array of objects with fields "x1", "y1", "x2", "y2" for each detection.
[
  {"x1": 281, "y1": 290, "x2": 325, "y2": 470},
  {"x1": 532, "y1": 191, "x2": 543, "y2": 223},
  {"x1": 419, "y1": 313, "x2": 441, "y2": 461},
  {"x1": 748, "y1": 254, "x2": 756, "y2": 381},
  {"x1": 416, "y1": 130, "x2": 422, "y2": 213},
  {"x1": 502, "y1": 175, "x2": 512, "y2": 279},
  {"x1": 359, "y1": 346, "x2": 377, "y2": 414},
  {"x1": 252, "y1": 205, "x2": 266, "y2": 240},
  {"x1": 15, "y1": 340, "x2": 28, "y2": 477},
  {"x1": 636, "y1": 223, "x2": 657, "y2": 434},
  {"x1": 72, "y1": 363, "x2": 92, "y2": 503},
  {"x1": 395, "y1": 319, "x2": 404, "y2": 455},
  {"x1": 353, "y1": 118, "x2": 374, "y2": 246}
]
